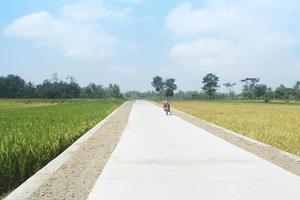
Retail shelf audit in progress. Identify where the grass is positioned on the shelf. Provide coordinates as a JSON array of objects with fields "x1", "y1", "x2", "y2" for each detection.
[
  {"x1": 0, "y1": 192, "x2": 10, "y2": 200},
  {"x1": 172, "y1": 100, "x2": 300, "y2": 156},
  {"x1": 0, "y1": 99, "x2": 124, "y2": 195}
]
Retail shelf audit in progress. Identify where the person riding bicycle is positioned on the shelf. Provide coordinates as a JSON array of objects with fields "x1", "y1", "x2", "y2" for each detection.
[{"x1": 163, "y1": 99, "x2": 171, "y2": 115}]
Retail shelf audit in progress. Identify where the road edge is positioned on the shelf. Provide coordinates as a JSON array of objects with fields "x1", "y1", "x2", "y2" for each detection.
[
  {"x1": 5, "y1": 101, "x2": 128, "y2": 200},
  {"x1": 150, "y1": 101, "x2": 300, "y2": 176}
]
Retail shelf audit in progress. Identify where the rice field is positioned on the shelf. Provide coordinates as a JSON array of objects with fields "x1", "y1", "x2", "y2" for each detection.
[
  {"x1": 172, "y1": 100, "x2": 300, "y2": 156},
  {"x1": 0, "y1": 99, "x2": 123, "y2": 194}
]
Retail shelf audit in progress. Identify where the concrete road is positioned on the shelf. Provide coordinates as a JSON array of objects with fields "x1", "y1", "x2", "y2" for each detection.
[{"x1": 87, "y1": 100, "x2": 300, "y2": 200}]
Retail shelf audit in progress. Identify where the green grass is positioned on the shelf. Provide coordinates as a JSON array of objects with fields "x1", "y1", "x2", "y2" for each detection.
[
  {"x1": 0, "y1": 191, "x2": 10, "y2": 200},
  {"x1": 172, "y1": 100, "x2": 300, "y2": 157},
  {"x1": 0, "y1": 99, "x2": 124, "y2": 195}
]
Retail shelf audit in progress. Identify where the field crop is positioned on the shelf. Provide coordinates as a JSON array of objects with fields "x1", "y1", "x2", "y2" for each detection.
[
  {"x1": 0, "y1": 99, "x2": 123, "y2": 194},
  {"x1": 172, "y1": 100, "x2": 300, "y2": 156}
]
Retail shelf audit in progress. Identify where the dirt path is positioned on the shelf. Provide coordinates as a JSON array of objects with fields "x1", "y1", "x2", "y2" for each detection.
[{"x1": 29, "y1": 101, "x2": 133, "y2": 200}]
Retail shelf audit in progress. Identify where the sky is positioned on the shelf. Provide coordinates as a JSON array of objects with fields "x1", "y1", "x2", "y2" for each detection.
[{"x1": 1, "y1": 0, "x2": 300, "y2": 92}]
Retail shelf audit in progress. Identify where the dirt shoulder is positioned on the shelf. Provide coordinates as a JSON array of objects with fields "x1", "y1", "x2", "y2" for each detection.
[
  {"x1": 29, "y1": 101, "x2": 133, "y2": 200},
  {"x1": 169, "y1": 105, "x2": 300, "y2": 177}
]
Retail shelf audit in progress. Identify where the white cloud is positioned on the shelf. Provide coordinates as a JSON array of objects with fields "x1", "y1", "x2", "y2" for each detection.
[
  {"x1": 62, "y1": 0, "x2": 131, "y2": 22},
  {"x1": 3, "y1": 0, "x2": 133, "y2": 60},
  {"x1": 166, "y1": 2, "x2": 270, "y2": 38},
  {"x1": 170, "y1": 38, "x2": 235, "y2": 71},
  {"x1": 166, "y1": 1, "x2": 299, "y2": 88}
]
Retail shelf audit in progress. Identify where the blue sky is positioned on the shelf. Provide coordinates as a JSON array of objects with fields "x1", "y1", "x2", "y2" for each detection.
[{"x1": 1, "y1": 0, "x2": 300, "y2": 92}]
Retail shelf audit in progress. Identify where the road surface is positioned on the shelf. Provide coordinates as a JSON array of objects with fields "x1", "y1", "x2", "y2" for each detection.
[{"x1": 87, "y1": 100, "x2": 300, "y2": 200}]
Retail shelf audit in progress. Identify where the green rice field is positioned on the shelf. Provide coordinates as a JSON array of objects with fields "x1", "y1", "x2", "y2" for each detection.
[{"x1": 0, "y1": 99, "x2": 123, "y2": 195}]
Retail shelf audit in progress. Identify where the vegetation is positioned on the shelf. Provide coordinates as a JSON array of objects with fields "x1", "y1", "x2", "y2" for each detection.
[
  {"x1": 223, "y1": 82, "x2": 236, "y2": 98},
  {"x1": 151, "y1": 76, "x2": 164, "y2": 96},
  {"x1": 172, "y1": 100, "x2": 300, "y2": 156},
  {"x1": 124, "y1": 90, "x2": 156, "y2": 99},
  {"x1": 0, "y1": 74, "x2": 123, "y2": 99},
  {"x1": 150, "y1": 76, "x2": 177, "y2": 98},
  {"x1": 124, "y1": 73, "x2": 300, "y2": 101},
  {"x1": 202, "y1": 73, "x2": 219, "y2": 98},
  {"x1": 172, "y1": 74, "x2": 299, "y2": 101},
  {"x1": 164, "y1": 79, "x2": 177, "y2": 97},
  {"x1": 0, "y1": 99, "x2": 123, "y2": 194}
]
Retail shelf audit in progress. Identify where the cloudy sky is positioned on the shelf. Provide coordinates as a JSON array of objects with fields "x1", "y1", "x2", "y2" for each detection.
[{"x1": 1, "y1": 0, "x2": 300, "y2": 92}]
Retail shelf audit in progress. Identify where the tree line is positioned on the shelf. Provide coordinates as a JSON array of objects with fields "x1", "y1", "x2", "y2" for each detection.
[
  {"x1": 124, "y1": 74, "x2": 300, "y2": 102},
  {"x1": 2, "y1": 73, "x2": 299, "y2": 101},
  {"x1": 0, "y1": 74, "x2": 123, "y2": 99},
  {"x1": 198, "y1": 73, "x2": 300, "y2": 101}
]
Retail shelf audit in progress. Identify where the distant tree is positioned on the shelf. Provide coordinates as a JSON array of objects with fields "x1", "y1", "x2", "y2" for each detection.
[
  {"x1": 254, "y1": 84, "x2": 267, "y2": 99},
  {"x1": 96, "y1": 85, "x2": 105, "y2": 98},
  {"x1": 274, "y1": 85, "x2": 294, "y2": 100},
  {"x1": 0, "y1": 74, "x2": 26, "y2": 98},
  {"x1": 263, "y1": 88, "x2": 274, "y2": 102},
  {"x1": 223, "y1": 82, "x2": 236, "y2": 98},
  {"x1": 240, "y1": 78, "x2": 260, "y2": 99},
  {"x1": 0, "y1": 74, "x2": 125, "y2": 99},
  {"x1": 141, "y1": 91, "x2": 157, "y2": 99},
  {"x1": 151, "y1": 76, "x2": 164, "y2": 98},
  {"x1": 274, "y1": 85, "x2": 286, "y2": 100},
  {"x1": 293, "y1": 81, "x2": 300, "y2": 100},
  {"x1": 124, "y1": 91, "x2": 142, "y2": 99},
  {"x1": 24, "y1": 82, "x2": 36, "y2": 98},
  {"x1": 36, "y1": 75, "x2": 81, "y2": 98},
  {"x1": 64, "y1": 80, "x2": 80, "y2": 98},
  {"x1": 84, "y1": 83, "x2": 97, "y2": 98},
  {"x1": 185, "y1": 91, "x2": 204, "y2": 99},
  {"x1": 0, "y1": 76, "x2": 5, "y2": 97},
  {"x1": 106, "y1": 83, "x2": 122, "y2": 98},
  {"x1": 174, "y1": 90, "x2": 185, "y2": 100},
  {"x1": 164, "y1": 78, "x2": 177, "y2": 98},
  {"x1": 37, "y1": 79, "x2": 61, "y2": 99},
  {"x1": 202, "y1": 73, "x2": 219, "y2": 99}
]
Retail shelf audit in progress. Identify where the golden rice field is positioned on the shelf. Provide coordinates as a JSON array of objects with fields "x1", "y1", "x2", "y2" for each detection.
[{"x1": 172, "y1": 100, "x2": 300, "y2": 156}]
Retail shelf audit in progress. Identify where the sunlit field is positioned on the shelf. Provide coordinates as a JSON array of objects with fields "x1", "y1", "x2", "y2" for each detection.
[
  {"x1": 172, "y1": 100, "x2": 300, "y2": 157},
  {"x1": 0, "y1": 99, "x2": 123, "y2": 194}
]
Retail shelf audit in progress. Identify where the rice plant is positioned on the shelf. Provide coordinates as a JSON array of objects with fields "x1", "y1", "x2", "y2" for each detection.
[
  {"x1": 0, "y1": 99, "x2": 123, "y2": 194},
  {"x1": 172, "y1": 100, "x2": 300, "y2": 156}
]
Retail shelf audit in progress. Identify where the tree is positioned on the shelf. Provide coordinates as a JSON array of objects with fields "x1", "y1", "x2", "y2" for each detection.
[
  {"x1": 240, "y1": 78, "x2": 260, "y2": 99},
  {"x1": 254, "y1": 84, "x2": 267, "y2": 99},
  {"x1": 274, "y1": 85, "x2": 294, "y2": 100},
  {"x1": 36, "y1": 80, "x2": 56, "y2": 98},
  {"x1": 0, "y1": 74, "x2": 26, "y2": 98},
  {"x1": 293, "y1": 81, "x2": 300, "y2": 100},
  {"x1": 64, "y1": 81, "x2": 80, "y2": 98},
  {"x1": 95, "y1": 85, "x2": 105, "y2": 98},
  {"x1": 85, "y1": 83, "x2": 98, "y2": 98},
  {"x1": 0, "y1": 76, "x2": 5, "y2": 97},
  {"x1": 202, "y1": 73, "x2": 219, "y2": 98},
  {"x1": 106, "y1": 83, "x2": 122, "y2": 98},
  {"x1": 124, "y1": 91, "x2": 142, "y2": 99},
  {"x1": 24, "y1": 82, "x2": 36, "y2": 98},
  {"x1": 174, "y1": 90, "x2": 185, "y2": 100},
  {"x1": 151, "y1": 76, "x2": 164, "y2": 98},
  {"x1": 223, "y1": 82, "x2": 236, "y2": 98},
  {"x1": 0, "y1": 74, "x2": 124, "y2": 99},
  {"x1": 164, "y1": 78, "x2": 177, "y2": 97},
  {"x1": 36, "y1": 75, "x2": 81, "y2": 98},
  {"x1": 263, "y1": 88, "x2": 274, "y2": 102}
]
